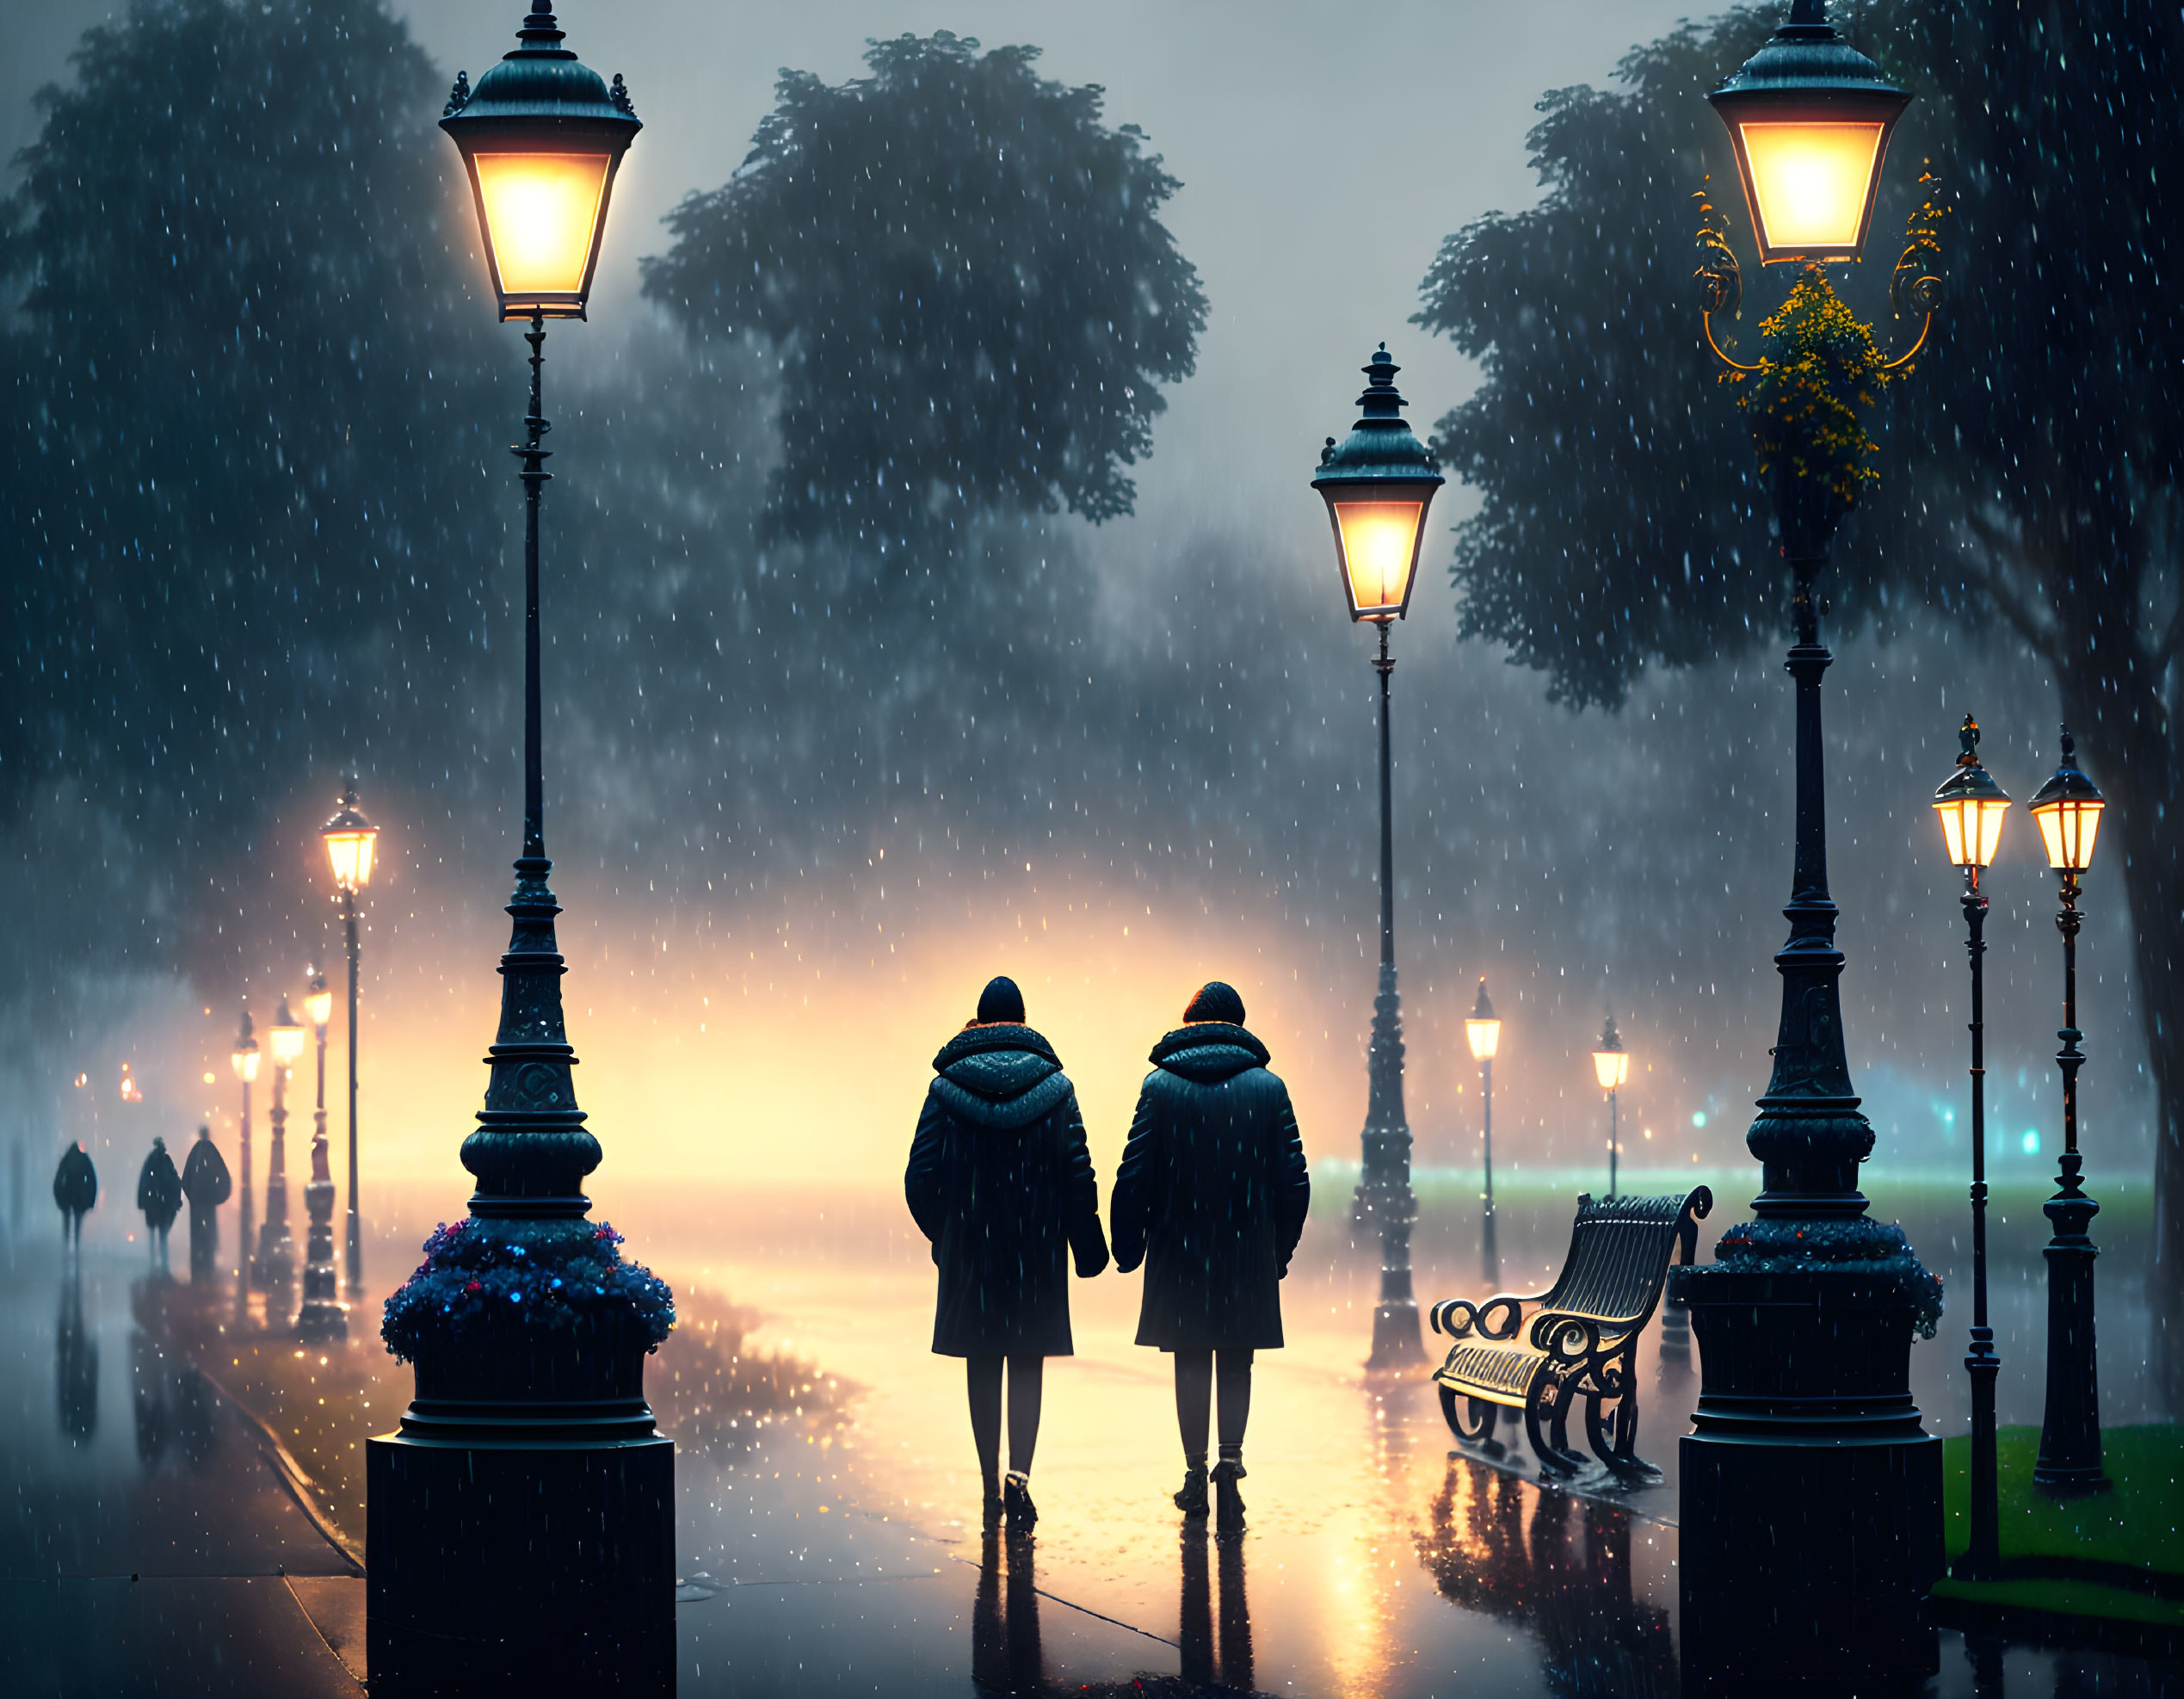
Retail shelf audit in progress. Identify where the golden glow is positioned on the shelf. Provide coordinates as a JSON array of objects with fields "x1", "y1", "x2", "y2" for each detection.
[
  {"x1": 1332, "y1": 501, "x2": 1425, "y2": 616},
  {"x1": 1738, "y1": 120, "x2": 1885, "y2": 255},
  {"x1": 1934, "y1": 795, "x2": 2009, "y2": 870},
  {"x1": 2032, "y1": 796, "x2": 2104, "y2": 873},
  {"x1": 1593, "y1": 1049, "x2": 1630, "y2": 1092},
  {"x1": 324, "y1": 826, "x2": 377, "y2": 893},
  {"x1": 305, "y1": 986, "x2": 335, "y2": 1029},
  {"x1": 1465, "y1": 1016, "x2": 1502, "y2": 1063},
  {"x1": 231, "y1": 1046, "x2": 260, "y2": 1084},
  {"x1": 473, "y1": 152, "x2": 612, "y2": 300},
  {"x1": 269, "y1": 1019, "x2": 307, "y2": 1068}
]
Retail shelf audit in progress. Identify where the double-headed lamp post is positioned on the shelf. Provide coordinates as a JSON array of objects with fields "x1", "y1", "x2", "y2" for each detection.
[
  {"x1": 298, "y1": 968, "x2": 347, "y2": 1342},
  {"x1": 1593, "y1": 1015, "x2": 1631, "y2": 1198},
  {"x1": 1312, "y1": 343, "x2": 1443, "y2": 1371},
  {"x1": 321, "y1": 778, "x2": 378, "y2": 1299},
  {"x1": 368, "y1": 9, "x2": 672, "y2": 1684},
  {"x1": 230, "y1": 1011, "x2": 260, "y2": 1325},
  {"x1": 1465, "y1": 980, "x2": 1502, "y2": 1287},
  {"x1": 2029, "y1": 726, "x2": 2110, "y2": 1492},
  {"x1": 1931, "y1": 713, "x2": 2010, "y2": 1574},
  {"x1": 1668, "y1": 1, "x2": 1946, "y2": 1680}
]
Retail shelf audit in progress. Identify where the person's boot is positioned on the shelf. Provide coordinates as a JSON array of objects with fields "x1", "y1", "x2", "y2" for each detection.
[
  {"x1": 1212, "y1": 1458, "x2": 1247, "y2": 1533},
  {"x1": 1003, "y1": 1470, "x2": 1037, "y2": 1531},
  {"x1": 1173, "y1": 1465, "x2": 1209, "y2": 1517}
]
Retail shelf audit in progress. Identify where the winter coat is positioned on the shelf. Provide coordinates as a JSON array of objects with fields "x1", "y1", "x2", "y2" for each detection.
[
  {"x1": 906, "y1": 1023, "x2": 1109, "y2": 1357},
  {"x1": 52, "y1": 1146, "x2": 96, "y2": 1219},
  {"x1": 137, "y1": 1143, "x2": 182, "y2": 1233},
  {"x1": 182, "y1": 1136, "x2": 231, "y2": 1215},
  {"x1": 1109, "y1": 1022, "x2": 1310, "y2": 1351}
]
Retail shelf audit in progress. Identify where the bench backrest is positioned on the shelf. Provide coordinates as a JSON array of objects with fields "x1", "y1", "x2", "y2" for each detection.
[{"x1": 1535, "y1": 1188, "x2": 1713, "y2": 1330}]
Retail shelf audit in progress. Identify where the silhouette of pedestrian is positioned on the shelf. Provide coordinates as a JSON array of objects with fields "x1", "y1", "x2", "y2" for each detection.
[
  {"x1": 53, "y1": 1142, "x2": 97, "y2": 1251},
  {"x1": 1111, "y1": 981, "x2": 1310, "y2": 1531},
  {"x1": 906, "y1": 975, "x2": 1108, "y2": 1531},
  {"x1": 137, "y1": 1137, "x2": 182, "y2": 1274},
  {"x1": 181, "y1": 1126, "x2": 231, "y2": 1283}
]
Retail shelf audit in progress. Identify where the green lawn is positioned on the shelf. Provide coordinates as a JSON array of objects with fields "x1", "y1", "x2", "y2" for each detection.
[{"x1": 1934, "y1": 1423, "x2": 2184, "y2": 1628}]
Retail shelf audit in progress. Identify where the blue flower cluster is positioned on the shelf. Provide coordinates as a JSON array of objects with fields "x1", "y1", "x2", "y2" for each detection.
[{"x1": 381, "y1": 1216, "x2": 676, "y2": 1364}]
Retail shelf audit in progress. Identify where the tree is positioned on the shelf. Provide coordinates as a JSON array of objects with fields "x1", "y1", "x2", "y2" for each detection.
[
  {"x1": 1417, "y1": 0, "x2": 2184, "y2": 1392},
  {"x1": 641, "y1": 32, "x2": 1206, "y2": 550},
  {"x1": 0, "y1": 0, "x2": 498, "y2": 834}
]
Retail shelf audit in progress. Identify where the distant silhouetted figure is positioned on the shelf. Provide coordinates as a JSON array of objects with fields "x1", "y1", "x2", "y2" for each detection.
[
  {"x1": 136, "y1": 1138, "x2": 182, "y2": 1274},
  {"x1": 906, "y1": 975, "x2": 1108, "y2": 1531},
  {"x1": 1111, "y1": 981, "x2": 1309, "y2": 1532},
  {"x1": 181, "y1": 1126, "x2": 231, "y2": 1282},
  {"x1": 53, "y1": 1142, "x2": 96, "y2": 1250}
]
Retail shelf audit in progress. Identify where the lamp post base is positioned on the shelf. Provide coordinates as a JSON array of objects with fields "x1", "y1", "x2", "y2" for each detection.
[
  {"x1": 1673, "y1": 1264, "x2": 1941, "y2": 1692},
  {"x1": 2034, "y1": 1179, "x2": 2108, "y2": 1492},
  {"x1": 1367, "y1": 1297, "x2": 1425, "y2": 1369},
  {"x1": 367, "y1": 1419, "x2": 674, "y2": 1694}
]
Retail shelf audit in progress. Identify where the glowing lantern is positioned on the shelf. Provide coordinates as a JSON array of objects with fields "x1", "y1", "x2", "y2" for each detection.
[
  {"x1": 231, "y1": 1010, "x2": 262, "y2": 1084},
  {"x1": 321, "y1": 779, "x2": 379, "y2": 895},
  {"x1": 305, "y1": 967, "x2": 334, "y2": 1033},
  {"x1": 2028, "y1": 727, "x2": 2106, "y2": 875},
  {"x1": 269, "y1": 996, "x2": 308, "y2": 1070},
  {"x1": 1592, "y1": 1016, "x2": 1631, "y2": 1093},
  {"x1": 1312, "y1": 344, "x2": 1443, "y2": 621},
  {"x1": 1932, "y1": 714, "x2": 2010, "y2": 872},
  {"x1": 1465, "y1": 979, "x2": 1501, "y2": 1063}
]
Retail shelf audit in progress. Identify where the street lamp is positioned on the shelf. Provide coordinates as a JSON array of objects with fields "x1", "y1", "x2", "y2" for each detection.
[
  {"x1": 1593, "y1": 1014, "x2": 1631, "y2": 1198},
  {"x1": 231, "y1": 1009, "x2": 260, "y2": 1325},
  {"x1": 299, "y1": 967, "x2": 347, "y2": 1342},
  {"x1": 1670, "y1": 2, "x2": 1946, "y2": 1682},
  {"x1": 1931, "y1": 713, "x2": 2009, "y2": 1573},
  {"x1": 1465, "y1": 979, "x2": 1502, "y2": 1287},
  {"x1": 1312, "y1": 343, "x2": 1443, "y2": 1370},
  {"x1": 370, "y1": 10, "x2": 672, "y2": 1685},
  {"x1": 2028, "y1": 726, "x2": 2110, "y2": 1492},
  {"x1": 256, "y1": 994, "x2": 305, "y2": 1325},
  {"x1": 321, "y1": 776, "x2": 378, "y2": 1298}
]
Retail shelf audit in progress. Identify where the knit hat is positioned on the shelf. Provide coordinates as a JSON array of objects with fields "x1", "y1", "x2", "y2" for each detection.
[
  {"x1": 976, "y1": 975, "x2": 1027, "y2": 1024},
  {"x1": 1183, "y1": 981, "x2": 1245, "y2": 1025}
]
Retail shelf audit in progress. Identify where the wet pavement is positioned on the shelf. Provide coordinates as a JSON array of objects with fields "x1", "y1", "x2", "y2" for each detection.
[{"x1": 2, "y1": 1182, "x2": 2177, "y2": 1696}]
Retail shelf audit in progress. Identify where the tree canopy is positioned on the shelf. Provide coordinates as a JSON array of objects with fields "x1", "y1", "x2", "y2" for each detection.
[
  {"x1": 1417, "y1": 0, "x2": 2184, "y2": 1384},
  {"x1": 641, "y1": 32, "x2": 1206, "y2": 547}
]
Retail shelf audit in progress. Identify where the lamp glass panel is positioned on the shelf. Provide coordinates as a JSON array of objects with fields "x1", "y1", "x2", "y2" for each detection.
[
  {"x1": 2033, "y1": 798, "x2": 2102, "y2": 872},
  {"x1": 473, "y1": 152, "x2": 612, "y2": 298},
  {"x1": 270, "y1": 1023, "x2": 306, "y2": 1066},
  {"x1": 232, "y1": 1047, "x2": 260, "y2": 1083},
  {"x1": 1738, "y1": 120, "x2": 1885, "y2": 253},
  {"x1": 1973, "y1": 797, "x2": 2009, "y2": 868},
  {"x1": 1465, "y1": 1017, "x2": 1501, "y2": 1062},
  {"x1": 1593, "y1": 1050, "x2": 1629, "y2": 1091},
  {"x1": 305, "y1": 987, "x2": 334, "y2": 1028},
  {"x1": 1333, "y1": 501, "x2": 1424, "y2": 615},
  {"x1": 1935, "y1": 798, "x2": 1970, "y2": 868},
  {"x1": 324, "y1": 828, "x2": 377, "y2": 892}
]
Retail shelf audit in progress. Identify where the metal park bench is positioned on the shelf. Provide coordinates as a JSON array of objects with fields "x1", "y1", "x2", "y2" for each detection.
[{"x1": 1428, "y1": 1188, "x2": 1712, "y2": 1480}]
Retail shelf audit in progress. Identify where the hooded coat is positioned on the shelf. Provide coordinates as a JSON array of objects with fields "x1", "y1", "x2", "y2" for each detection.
[
  {"x1": 182, "y1": 1134, "x2": 232, "y2": 1277},
  {"x1": 52, "y1": 1145, "x2": 96, "y2": 1221},
  {"x1": 137, "y1": 1141, "x2": 182, "y2": 1234},
  {"x1": 906, "y1": 1023, "x2": 1109, "y2": 1357},
  {"x1": 1109, "y1": 1022, "x2": 1311, "y2": 1351}
]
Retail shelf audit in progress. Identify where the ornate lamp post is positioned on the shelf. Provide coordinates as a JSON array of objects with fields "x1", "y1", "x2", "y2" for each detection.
[
  {"x1": 367, "y1": 9, "x2": 672, "y2": 1684},
  {"x1": 321, "y1": 778, "x2": 378, "y2": 1299},
  {"x1": 1312, "y1": 343, "x2": 1443, "y2": 1370},
  {"x1": 1669, "y1": 1, "x2": 1946, "y2": 1682},
  {"x1": 256, "y1": 996, "x2": 305, "y2": 1326},
  {"x1": 1592, "y1": 1014, "x2": 1631, "y2": 1198},
  {"x1": 230, "y1": 1010, "x2": 260, "y2": 1325},
  {"x1": 1465, "y1": 979, "x2": 1502, "y2": 1287},
  {"x1": 2028, "y1": 726, "x2": 2110, "y2": 1492},
  {"x1": 298, "y1": 968, "x2": 347, "y2": 1342},
  {"x1": 1931, "y1": 713, "x2": 2010, "y2": 1574}
]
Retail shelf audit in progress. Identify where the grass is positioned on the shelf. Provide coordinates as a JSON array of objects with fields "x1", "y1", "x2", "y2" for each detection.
[{"x1": 1934, "y1": 1423, "x2": 2184, "y2": 1629}]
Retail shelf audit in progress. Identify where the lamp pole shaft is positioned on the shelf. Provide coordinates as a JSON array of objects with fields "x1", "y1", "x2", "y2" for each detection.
[
  {"x1": 1609, "y1": 1090, "x2": 1619, "y2": 1198},
  {"x1": 236, "y1": 1078, "x2": 253, "y2": 1325},
  {"x1": 344, "y1": 890, "x2": 362, "y2": 1297},
  {"x1": 1359, "y1": 619, "x2": 1421, "y2": 1368},
  {"x1": 522, "y1": 312, "x2": 549, "y2": 862},
  {"x1": 2035, "y1": 870, "x2": 2106, "y2": 1488},
  {"x1": 1957, "y1": 877, "x2": 2002, "y2": 1572},
  {"x1": 1481, "y1": 1055, "x2": 1497, "y2": 1288}
]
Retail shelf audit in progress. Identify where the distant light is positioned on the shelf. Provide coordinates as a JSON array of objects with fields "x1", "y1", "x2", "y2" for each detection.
[
  {"x1": 203, "y1": 1072, "x2": 216, "y2": 1085},
  {"x1": 2022, "y1": 1130, "x2": 2042, "y2": 1155},
  {"x1": 1692, "y1": 1111, "x2": 1707, "y2": 1128},
  {"x1": 73, "y1": 1072, "x2": 89, "y2": 1089}
]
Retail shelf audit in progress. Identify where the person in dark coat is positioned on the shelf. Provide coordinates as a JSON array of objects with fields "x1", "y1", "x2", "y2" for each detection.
[
  {"x1": 1110, "y1": 981, "x2": 1309, "y2": 1530},
  {"x1": 52, "y1": 1142, "x2": 97, "y2": 1250},
  {"x1": 181, "y1": 1126, "x2": 232, "y2": 1282},
  {"x1": 137, "y1": 1137, "x2": 182, "y2": 1273},
  {"x1": 906, "y1": 975, "x2": 1109, "y2": 1530}
]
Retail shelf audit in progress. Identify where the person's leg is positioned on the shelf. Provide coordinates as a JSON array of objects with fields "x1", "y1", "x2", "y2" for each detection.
[
  {"x1": 1215, "y1": 1349, "x2": 1254, "y2": 1458},
  {"x1": 1004, "y1": 1355, "x2": 1043, "y2": 1480},
  {"x1": 1174, "y1": 1349, "x2": 1212, "y2": 1512},
  {"x1": 966, "y1": 1356, "x2": 1003, "y2": 1503}
]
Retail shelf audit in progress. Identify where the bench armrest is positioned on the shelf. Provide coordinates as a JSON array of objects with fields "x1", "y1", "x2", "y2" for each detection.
[
  {"x1": 1528, "y1": 1310, "x2": 1605, "y2": 1365},
  {"x1": 1429, "y1": 1289, "x2": 1547, "y2": 1342}
]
